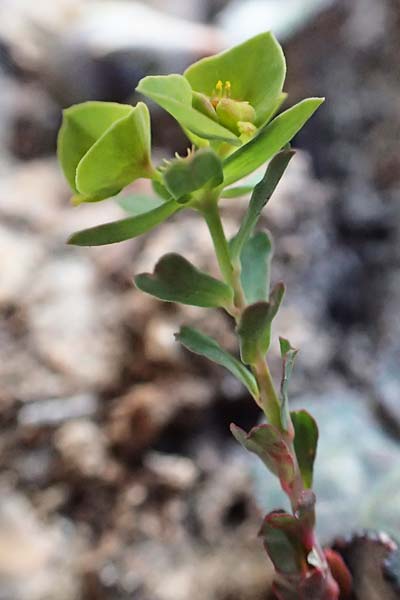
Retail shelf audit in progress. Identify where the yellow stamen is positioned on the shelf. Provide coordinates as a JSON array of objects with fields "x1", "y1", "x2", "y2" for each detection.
[
  {"x1": 216, "y1": 80, "x2": 223, "y2": 97},
  {"x1": 224, "y1": 81, "x2": 231, "y2": 97}
]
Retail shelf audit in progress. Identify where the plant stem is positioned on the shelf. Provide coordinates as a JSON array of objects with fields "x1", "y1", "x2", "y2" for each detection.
[
  {"x1": 252, "y1": 353, "x2": 282, "y2": 428},
  {"x1": 201, "y1": 195, "x2": 336, "y2": 596},
  {"x1": 201, "y1": 197, "x2": 235, "y2": 291},
  {"x1": 202, "y1": 197, "x2": 281, "y2": 427}
]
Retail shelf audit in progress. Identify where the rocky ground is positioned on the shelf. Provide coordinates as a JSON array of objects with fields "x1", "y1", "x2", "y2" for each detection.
[{"x1": 0, "y1": 1, "x2": 400, "y2": 599}]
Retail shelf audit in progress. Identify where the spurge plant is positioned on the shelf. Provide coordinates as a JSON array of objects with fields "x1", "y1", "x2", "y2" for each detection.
[{"x1": 57, "y1": 32, "x2": 352, "y2": 599}]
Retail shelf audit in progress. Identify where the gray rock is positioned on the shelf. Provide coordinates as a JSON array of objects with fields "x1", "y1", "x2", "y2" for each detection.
[
  {"x1": 54, "y1": 419, "x2": 108, "y2": 478},
  {"x1": 0, "y1": 485, "x2": 83, "y2": 600},
  {"x1": 144, "y1": 452, "x2": 199, "y2": 491},
  {"x1": 218, "y1": 0, "x2": 335, "y2": 43},
  {"x1": 18, "y1": 393, "x2": 98, "y2": 426},
  {"x1": 26, "y1": 254, "x2": 124, "y2": 389}
]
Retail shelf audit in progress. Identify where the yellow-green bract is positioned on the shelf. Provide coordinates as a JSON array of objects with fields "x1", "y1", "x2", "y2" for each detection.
[{"x1": 58, "y1": 101, "x2": 154, "y2": 203}]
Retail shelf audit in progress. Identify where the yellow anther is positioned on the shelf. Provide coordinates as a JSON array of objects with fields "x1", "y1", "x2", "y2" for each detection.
[
  {"x1": 216, "y1": 80, "x2": 223, "y2": 96},
  {"x1": 224, "y1": 81, "x2": 231, "y2": 96}
]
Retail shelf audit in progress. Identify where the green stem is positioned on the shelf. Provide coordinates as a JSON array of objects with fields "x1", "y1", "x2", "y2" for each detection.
[
  {"x1": 252, "y1": 353, "x2": 282, "y2": 429},
  {"x1": 201, "y1": 198, "x2": 235, "y2": 290},
  {"x1": 200, "y1": 194, "x2": 332, "y2": 590},
  {"x1": 202, "y1": 196, "x2": 281, "y2": 427}
]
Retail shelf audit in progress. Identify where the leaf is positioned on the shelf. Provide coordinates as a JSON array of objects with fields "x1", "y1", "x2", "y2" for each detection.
[
  {"x1": 231, "y1": 423, "x2": 295, "y2": 493},
  {"x1": 221, "y1": 185, "x2": 254, "y2": 198},
  {"x1": 58, "y1": 101, "x2": 132, "y2": 193},
  {"x1": 239, "y1": 231, "x2": 272, "y2": 304},
  {"x1": 223, "y1": 98, "x2": 324, "y2": 186},
  {"x1": 299, "y1": 570, "x2": 334, "y2": 599},
  {"x1": 291, "y1": 410, "x2": 319, "y2": 489},
  {"x1": 152, "y1": 179, "x2": 173, "y2": 201},
  {"x1": 68, "y1": 199, "x2": 180, "y2": 246},
  {"x1": 184, "y1": 32, "x2": 286, "y2": 128},
  {"x1": 134, "y1": 253, "x2": 233, "y2": 308},
  {"x1": 137, "y1": 74, "x2": 239, "y2": 144},
  {"x1": 279, "y1": 338, "x2": 299, "y2": 433},
  {"x1": 76, "y1": 102, "x2": 154, "y2": 201},
  {"x1": 229, "y1": 149, "x2": 295, "y2": 260},
  {"x1": 324, "y1": 550, "x2": 352, "y2": 599},
  {"x1": 259, "y1": 510, "x2": 304, "y2": 575},
  {"x1": 237, "y1": 283, "x2": 285, "y2": 363},
  {"x1": 118, "y1": 194, "x2": 165, "y2": 215},
  {"x1": 176, "y1": 326, "x2": 259, "y2": 400},
  {"x1": 162, "y1": 148, "x2": 223, "y2": 202},
  {"x1": 58, "y1": 101, "x2": 154, "y2": 202}
]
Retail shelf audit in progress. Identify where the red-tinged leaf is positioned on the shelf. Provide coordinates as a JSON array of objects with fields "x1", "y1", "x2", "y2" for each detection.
[
  {"x1": 230, "y1": 423, "x2": 295, "y2": 493},
  {"x1": 273, "y1": 580, "x2": 301, "y2": 600},
  {"x1": 324, "y1": 549, "x2": 353, "y2": 599},
  {"x1": 299, "y1": 569, "x2": 340, "y2": 600},
  {"x1": 259, "y1": 510, "x2": 305, "y2": 576}
]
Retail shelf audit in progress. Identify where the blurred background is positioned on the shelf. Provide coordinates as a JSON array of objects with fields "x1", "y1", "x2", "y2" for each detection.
[{"x1": 0, "y1": 1, "x2": 399, "y2": 599}]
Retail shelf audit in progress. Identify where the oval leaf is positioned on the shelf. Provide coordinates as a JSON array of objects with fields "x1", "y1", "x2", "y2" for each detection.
[
  {"x1": 223, "y1": 98, "x2": 324, "y2": 186},
  {"x1": 231, "y1": 423, "x2": 295, "y2": 493},
  {"x1": 75, "y1": 102, "x2": 154, "y2": 201},
  {"x1": 134, "y1": 253, "x2": 233, "y2": 308},
  {"x1": 58, "y1": 101, "x2": 132, "y2": 194},
  {"x1": 221, "y1": 185, "x2": 254, "y2": 198},
  {"x1": 176, "y1": 326, "x2": 258, "y2": 400},
  {"x1": 184, "y1": 32, "x2": 286, "y2": 128},
  {"x1": 237, "y1": 283, "x2": 285, "y2": 364},
  {"x1": 68, "y1": 199, "x2": 180, "y2": 246},
  {"x1": 162, "y1": 148, "x2": 223, "y2": 202},
  {"x1": 239, "y1": 231, "x2": 272, "y2": 304},
  {"x1": 230, "y1": 148, "x2": 295, "y2": 260},
  {"x1": 137, "y1": 74, "x2": 239, "y2": 144},
  {"x1": 118, "y1": 194, "x2": 165, "y2": 216},
  {"x1": 291, "y1": 410, "x2": 319, "y2": 489},
  {"x1": 259, "y1": 511, "x2": 304, "y2": 576}
]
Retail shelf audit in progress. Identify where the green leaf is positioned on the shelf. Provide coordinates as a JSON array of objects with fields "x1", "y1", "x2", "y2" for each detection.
[
  {"x1": 279, "y1": 338, "x2": 299, "y2": 433},
  {"x1": 229, "y1": 149, "x2": 295, "y2": 260},
  {"x1": 58, "y1": 101, "x2": 154, "y2": 202},
  {"x1": 221, "y1": 185, "x2": 254, "y2": 198},
  {"x1": 240, "y1": 232, "x2": 272, "y2": 304},
  {"x1": 183, "y1": 126, "x2": 210, "y2": 148},
  {"x1": 223, "y1": 98, "x2": 324, "y2": 186},
  {"x1": 265, "y1": 91, "x2": 288, "y2": 124},
  {"x1": 137, "y1": 74, "x2": 240, "y2": 144},
  {"x1": 259, "y1": 511, "x2": 304, "y2": 575},
  {"x1": 134, "y1": 253, "x2": 233, "y2": 308},
  {"x1": 76, "y1": 102, "x2": 153, "y2": 201},
  {"x1": 152, "y1": 179, "x2": 173, "y2": 201},
  {"x1": 231, "y1": 423, "x2": 295, "y2": 492},
  {"x1": 184, "y1": 32, "x2": 286, "y2": 128},
  {"x1": 58, "y1": 101, "x2": 131, "y2": 193},
  {"x1": 162, "y1": 148, "x2": 223, "y2": 202},
  {"x1": 118, "y1": 194, "x2": 165, "y2": 215},
  {"x1": 68, "y1": 199, "x2": 180, "y2": 246},
  {"x1": 237, "y1": 283, "x2": 285, "y2": 363},
  {"x1": 291, "y1": 410, "x2": 319, "y2": 489},
  {"x1": 176, "y1": 326, "x2": 259, "y2": 400}
]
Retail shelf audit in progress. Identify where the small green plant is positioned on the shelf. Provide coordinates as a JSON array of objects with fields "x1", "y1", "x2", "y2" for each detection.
[{"x1": 57, "y1": 32, "x2": 351, "y2": 599}]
